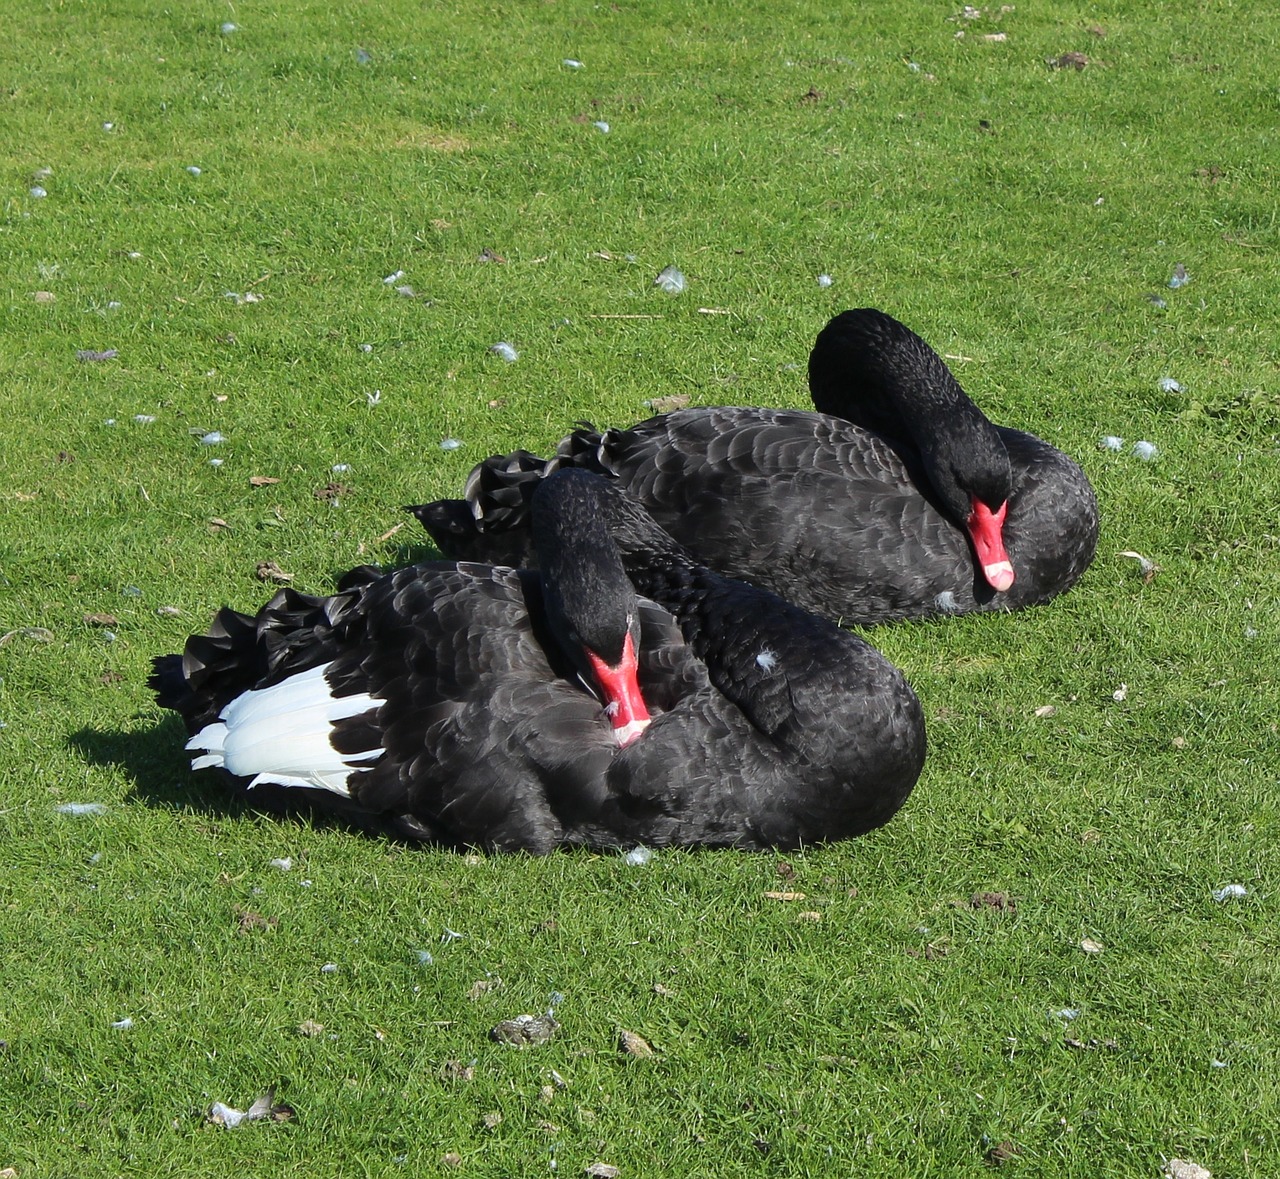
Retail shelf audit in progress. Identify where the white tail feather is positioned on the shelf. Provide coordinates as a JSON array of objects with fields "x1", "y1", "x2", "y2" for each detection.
[{"x1": 185, "y1": 663, "x2": 383, "y2": 798}]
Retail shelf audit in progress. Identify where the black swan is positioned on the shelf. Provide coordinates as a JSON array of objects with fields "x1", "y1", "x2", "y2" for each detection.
[
  {"x1": 150, "y1": 470, "x2": 925, "y2": 853},
  {"x1": 411, "y1": 308, "x2": 1099, "y2": 625}
]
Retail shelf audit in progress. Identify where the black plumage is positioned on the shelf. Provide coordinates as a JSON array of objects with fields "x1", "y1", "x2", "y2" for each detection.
[
  {"x1": 151, "y1": 470, "x2": 925, "y2": 853},
  {"x1": 410, "y1": 308, "x2": 1099, "y2": 625}
]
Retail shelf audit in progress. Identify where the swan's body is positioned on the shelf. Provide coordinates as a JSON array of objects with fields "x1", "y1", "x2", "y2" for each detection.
[
  {"x1": 152, "y1": 471, "x2": 925, "y2": 852},
  {"x1": 412, "y1": 309, "x2": 1098, "y2": 625}
]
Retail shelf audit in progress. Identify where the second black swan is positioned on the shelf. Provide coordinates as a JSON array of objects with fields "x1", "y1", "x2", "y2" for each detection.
[{"x1": 411, "y1": 308, "x2": 1099, "y2": 625}]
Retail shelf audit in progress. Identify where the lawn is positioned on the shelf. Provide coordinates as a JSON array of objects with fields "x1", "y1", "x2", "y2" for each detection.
[{"x1": 2, "y1": 1, "x2": 1278, "y2": 1175}]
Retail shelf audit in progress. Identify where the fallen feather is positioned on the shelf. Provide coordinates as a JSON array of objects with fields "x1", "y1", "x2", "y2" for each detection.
[
  {"x1": 1111, "y1": 684, "x2": 1128, "y2": 702},
  {"x1": 394, "y1": 285, "x2": 416, "y2": 298},
  {"x1": 111, "y1": 1017, "x2": 133, "y2": 1029},
  {"x1": 1132, "y1": 440, "x2": 1158, "y2": 461},
  {"x1": 270, "y1": 857, "x2": 292, "y2": 871},
  {"x1": 1158, "y1": 377, "x2": 1183, "y2": 393},
  {"x1": 355, "y1": 47, "x2": 372, "y2": 64},
  {"x1": 30, "y1": 185, "x2": 47, "y2": 198},
  {"x1": 332, "y1": 463, "x2": 351, "y2": 473},
  {"x1": 1033, "y1": 704, "x2": 1057, "y2": 718},
  {"x1": 1168, "y1": 264, "x2": 1191, "y2": 289},
  {"x1": 1118, "y1": 550, "x2": 1160, "y2": 581},
  {"x1": 1051, "y1": 1008, "x2": 1080, "y2": 1021},
  {"x1": 358, "y1": 343, "x2": 373, "y2": 352},
  {"x1": 1100, "y1": 435, "x2": 1124, "y2": 450},
  {"x1": 562, "y1": 58, "x2": 584, "y2": 68},
  {"x1": 440, "y1": 927, "x2": 465, "y2": 943},
  {"x1": 208, "y1": 458, "x2": 224, "y2": 468},
  {"x1": 415, "y1": 949, "x2": 435, "y2": 966},
  {"x1": 489, "y1": 341, "x2": 519, "y2": 362},
  {"x1": 207, "y1": 1088, "x2": 294, "y2": 1128},
  {"x1": 382, "y1": 270, "x2": 406, "y2": 284},
  {"x1": 654, "y1": 265, "x2": 685, "y2": 294},
  {"x1": 440, "y1": 438, "x2": 462, "y2": 451},
  {"x1": 76, "y1": 349, "x2": 118, "y2": 362},
  {"x1": 593, "y1": 121, "x2": 610, "y2": 133},
  {"x1": 1080, "y1": 937, "x2": 1104, "y2": 954},
  {"x1": 186, "y1": 165, "x2": 202, "y2": 176},
  {"x1": 133, "y1": 414, "x2": 156, "y2": 424},
  {"x1": 56, "y1": 802, "x2": 109, "y2": 816},
  {"x1": 366, "y1": 389, "x2": 382, "y2": 406},
  {"x1": 220, "y1": 21, "x2": 238, "y2": 33},
  {"x1": 320, "y1": 963, "x2": 339, "y2": 974},
  {"x1": 816, "y1": 273, "x2": 833, "y2": 288},
  {"x1": 199, "y1": 431, "x2": 225, "y2": 445},
  {"x1": 491, "y1": 1013, "x2": 559, "y2": 1047},
  {"x1": 1212, "y1": 884, "x2": 1246, "y2": 902},
  {"x1": 622, "y1": 846, "x2": 652, "y2": 866},
  {"x1": 1146, "y1": 292, "x2": 1168, "y2": 309}
]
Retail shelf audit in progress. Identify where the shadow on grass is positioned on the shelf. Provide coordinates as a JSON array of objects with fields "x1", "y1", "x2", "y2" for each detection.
[{"x1": 68, "y1": 717, "x2": 424, "y2": 844}]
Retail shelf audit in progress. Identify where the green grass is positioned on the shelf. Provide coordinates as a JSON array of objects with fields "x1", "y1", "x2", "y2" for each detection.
[{"x1": 3, "y1": 0, "x2": 1279, "y2": 1174}]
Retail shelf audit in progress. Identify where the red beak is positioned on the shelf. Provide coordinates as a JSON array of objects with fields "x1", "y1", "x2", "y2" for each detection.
[
  {"x1": 967, "y1": 499, "x2": 1015, "y2": 592},
  {"x1": 586, "y1": 632, "x2": 651, "y2": 747}
]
